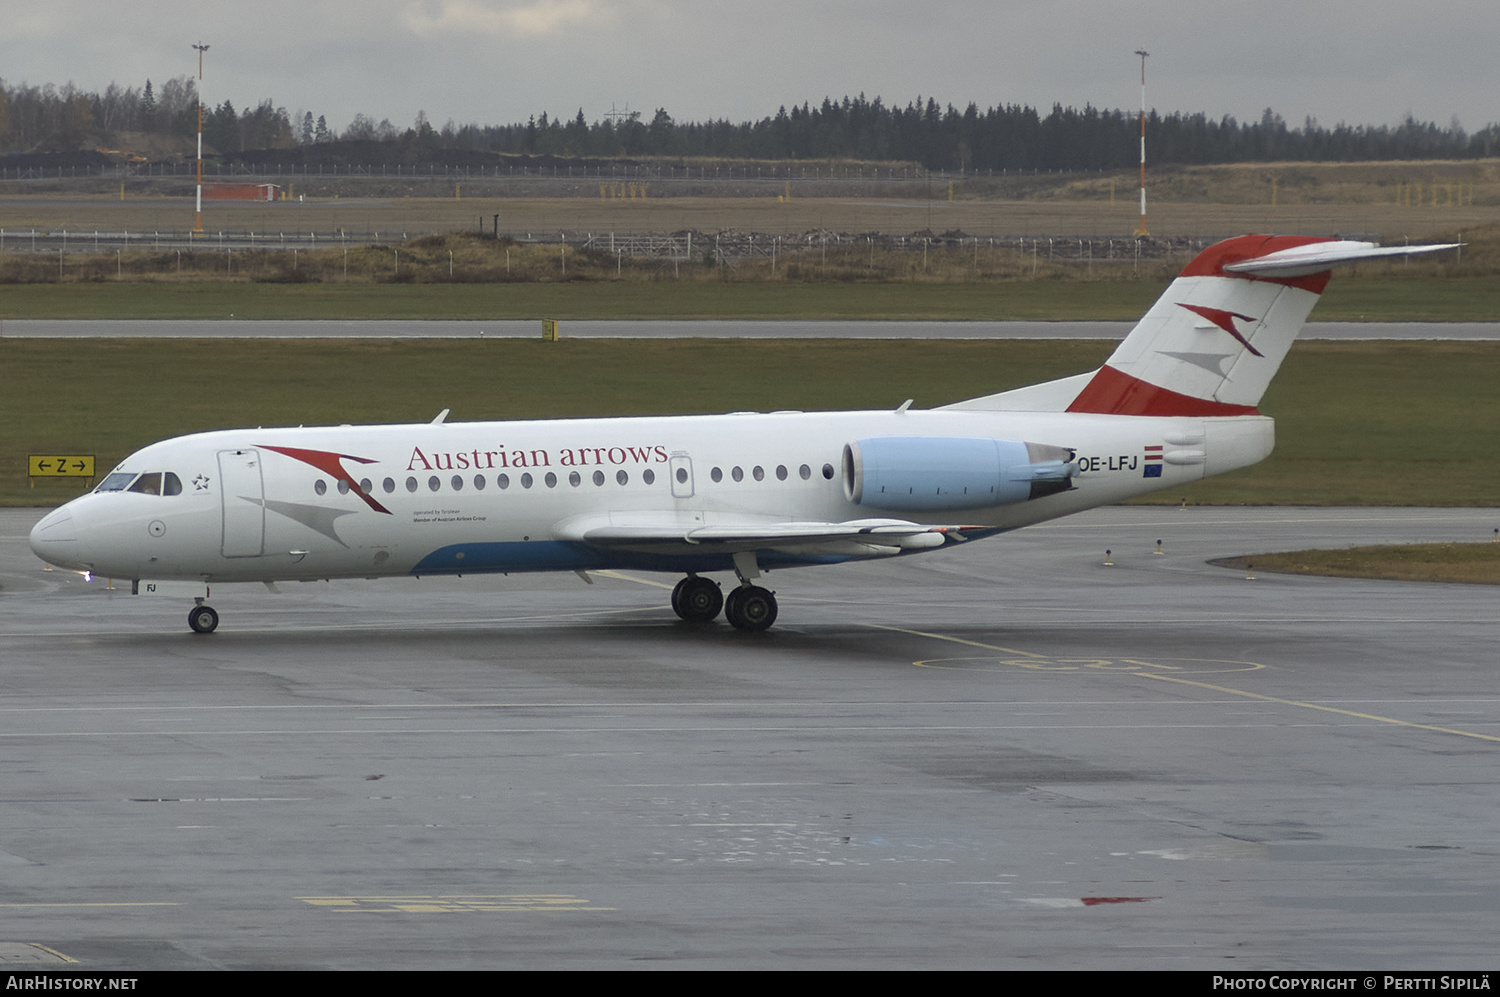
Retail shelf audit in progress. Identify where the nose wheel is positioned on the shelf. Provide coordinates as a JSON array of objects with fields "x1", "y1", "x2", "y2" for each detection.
[{"x1": 188, "y1": 603, "x2": 220, "y2": 634}]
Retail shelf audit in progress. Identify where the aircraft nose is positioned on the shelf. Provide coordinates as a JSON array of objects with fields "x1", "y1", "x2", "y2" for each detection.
[{"x1": 29, "y1": 508, "x2": 87, "y2": 570}]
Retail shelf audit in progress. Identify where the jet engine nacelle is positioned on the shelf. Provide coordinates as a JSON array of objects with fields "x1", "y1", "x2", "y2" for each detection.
[{"x1": 843, "y1": 437, "x2": 1076, "y2": 511}]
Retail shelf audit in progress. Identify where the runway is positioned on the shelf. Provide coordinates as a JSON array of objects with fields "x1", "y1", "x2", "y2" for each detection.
[
  {"x1": 6, "y1": 318, "x2": 1500, "y2": 339},
  {"x1": 1, "y1": 505, "x2": 1497, "y2": 969}
]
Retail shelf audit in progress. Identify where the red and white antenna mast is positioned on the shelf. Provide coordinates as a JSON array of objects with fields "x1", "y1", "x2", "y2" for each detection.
[
  {"x1": 1134, "y1": 48, "x2": 1149, "y2": 237},
  {"x1": 193, "y1": 42, "x2": 209, "y2": 236}
]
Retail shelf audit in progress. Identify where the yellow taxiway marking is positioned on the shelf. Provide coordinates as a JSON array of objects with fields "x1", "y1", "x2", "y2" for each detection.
[
  {"x1": 0, "y1": 943, "x2": 79, "y2": 964},
  {"x1": 909, "y1": 655, "x2": 1262, "y2": 675},
  {"x1": 299, "y1": 894, "x2": 612, "y2": 913},
  {"x1": 865, "y1": 623, "x2": 1047, "y2": 658},
  {"x1": 868, "y1": 624, "x2": 1262, "y2": 674},
  {"x1": 1136, "y1": 673, "x2": 1500, "y2": 744},
  {"x1": 879, "y1": 623, "x2": 1500, "y2": 745}
]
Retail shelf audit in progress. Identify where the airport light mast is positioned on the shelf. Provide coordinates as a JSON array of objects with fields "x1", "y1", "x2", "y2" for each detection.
[
  {"x1": 193, "y1": 42, "x2": 209, "y2": 236},
  {"x1": 1134, "y1": 49, "x2": 1146, "y2": 238}
]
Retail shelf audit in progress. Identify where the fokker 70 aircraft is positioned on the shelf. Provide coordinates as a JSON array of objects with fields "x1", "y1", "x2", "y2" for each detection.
[{"x1": 30, "y1": 234, "x2": 1452, "y2": 633}]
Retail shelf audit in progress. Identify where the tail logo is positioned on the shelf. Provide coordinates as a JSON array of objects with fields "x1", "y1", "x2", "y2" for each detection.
[{"x1": 1177, "y1": 303, "x2": 1264, "y2": 358}]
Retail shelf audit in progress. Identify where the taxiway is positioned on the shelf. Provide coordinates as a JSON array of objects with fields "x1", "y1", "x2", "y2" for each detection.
[{"x1": 1, "y1": 505, "x2": 1496, "y2": 969}]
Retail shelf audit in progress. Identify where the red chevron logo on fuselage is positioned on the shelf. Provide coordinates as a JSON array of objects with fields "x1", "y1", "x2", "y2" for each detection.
[
  {"x1": 1177, "y1": 302, "x2": 1264, "y2": 357},
  {"x1": 260, "y1": 444, "x2": 393, "y2": 514}
]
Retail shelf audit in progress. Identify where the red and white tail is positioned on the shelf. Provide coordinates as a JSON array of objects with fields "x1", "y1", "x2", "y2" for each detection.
[
  {"x1": 1065, "y1": 234, "x2": 1456, "y2": 416},
  {"x1": 945, "y1": 234, "x2": 1456, "y2": 415}
]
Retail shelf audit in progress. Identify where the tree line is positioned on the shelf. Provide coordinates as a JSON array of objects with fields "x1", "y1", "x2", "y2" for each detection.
[{"x1": 2, "y1": 78, "x2": 1497, "y2": 169}]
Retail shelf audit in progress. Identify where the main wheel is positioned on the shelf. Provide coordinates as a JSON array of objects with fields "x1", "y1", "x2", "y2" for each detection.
[
  {"x1": 672, "y1": 575, "x2": 723, "y2": 622},
  {"x1": 188, "y1": 605, "x2": 220, "y2": 634},
  {"x1": 724, "y1": 585, "x2": 777, "y2": 632}
]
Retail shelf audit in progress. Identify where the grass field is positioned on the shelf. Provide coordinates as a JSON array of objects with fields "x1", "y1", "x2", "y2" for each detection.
[
  {"x1": 1213, "y1": 544, "x2": 1500, "y2": 585},
  {"x1": 7, "y1": 339, "x2": 1498, "y2": 508},
  {"x1": 2, "y1": 272, "x2": 1498, "y2": 321}
]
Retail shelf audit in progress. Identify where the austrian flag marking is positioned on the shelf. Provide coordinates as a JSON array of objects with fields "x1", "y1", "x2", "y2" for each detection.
[{"x1": 1143, "y1": 445, "x2": 1163, "y2": 478}]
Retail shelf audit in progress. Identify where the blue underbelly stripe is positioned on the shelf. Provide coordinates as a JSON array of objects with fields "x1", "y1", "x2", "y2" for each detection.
[{"x1": 409, "y1": 541, "x2": 854, "y2": 575}]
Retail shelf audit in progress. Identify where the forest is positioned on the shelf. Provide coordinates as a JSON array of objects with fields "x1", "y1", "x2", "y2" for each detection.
[{"x1": 3, "y1": 76, "x2": 1498, "y2": 171}]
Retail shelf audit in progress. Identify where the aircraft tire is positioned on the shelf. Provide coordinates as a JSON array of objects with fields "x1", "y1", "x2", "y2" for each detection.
[
  {"x1": 673, "y1": 576, "x2": 723, "y2": 622},
  {"x1": 724, "y1": 585, "x2": 777, "y2": 632},
  {"x1": 188, "y1": 605, "x2": 220, "y2": 634}
]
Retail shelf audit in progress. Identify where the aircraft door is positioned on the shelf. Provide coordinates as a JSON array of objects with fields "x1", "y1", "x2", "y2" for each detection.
[
  {"x1": 668, "y1": 453, "x2": 695, "y2": 498},
  {"x1": 218, "y1": 448, "x2": 266, "y2": 557}
]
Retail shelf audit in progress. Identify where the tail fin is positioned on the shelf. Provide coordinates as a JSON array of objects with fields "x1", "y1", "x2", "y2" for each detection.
[{"x1": 1064, "y1": 234, "x2": 1456, "y2": 416}]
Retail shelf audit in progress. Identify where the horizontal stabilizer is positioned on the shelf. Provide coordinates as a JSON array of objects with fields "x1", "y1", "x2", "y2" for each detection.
[{"x1": 1223, "y1": 240, "x2": 1459, "y2": 277}]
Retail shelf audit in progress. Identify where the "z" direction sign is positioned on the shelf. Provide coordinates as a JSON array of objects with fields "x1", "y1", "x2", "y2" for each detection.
[{"x1": 29, "y1": 455, "x2": 95, "y2": 477}]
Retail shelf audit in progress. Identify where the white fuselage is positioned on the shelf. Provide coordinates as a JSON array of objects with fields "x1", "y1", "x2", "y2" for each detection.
[{"x1": 29, "y1": 408, "x2": 1273, "y2": 586}]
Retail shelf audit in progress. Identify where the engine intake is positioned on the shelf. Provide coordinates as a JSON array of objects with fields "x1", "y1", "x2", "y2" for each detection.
[{"x1": 843, "y1": 437, "x2": 1075, "y2": 511}]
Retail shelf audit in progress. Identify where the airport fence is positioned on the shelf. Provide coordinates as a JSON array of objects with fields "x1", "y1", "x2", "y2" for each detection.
[
  {"x1": 0, "y1": 226, "x2": 1259, "y2": 267},
  {"x1": 0, "y1": 160, "x2": 1077, "y2": 183}
]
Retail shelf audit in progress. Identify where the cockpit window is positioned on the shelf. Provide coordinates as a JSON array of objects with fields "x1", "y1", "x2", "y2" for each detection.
[
  {"x1": 128, "y1": 473, "x2": 163, "y2": 495},
  {"x1": 104, "y1": 472, "x2": 183, "y2": 496}
]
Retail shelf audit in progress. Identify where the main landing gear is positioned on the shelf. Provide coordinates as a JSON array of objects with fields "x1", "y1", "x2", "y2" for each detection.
[
  {"x1": 670, "y1": 554, "x2": 779, "y2": 632},
  {"x1": 724, "y1": 584, "x2": 777, "y2": 631},
  {"x1": 188, "y1": 600, "x2": 219, "y2": 634},
  {"x1": 671, "y1": 574, "x2": 723, "y2": 622}
]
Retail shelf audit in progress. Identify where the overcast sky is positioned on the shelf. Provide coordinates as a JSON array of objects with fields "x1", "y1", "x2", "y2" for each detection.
[{"x1": 6, "y1": 1, "x2": 1496, "y2": 135}]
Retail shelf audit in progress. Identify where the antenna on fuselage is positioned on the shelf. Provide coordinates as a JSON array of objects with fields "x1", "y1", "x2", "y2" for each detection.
[{"x1": 430, "y1": 408, "x2": 450, "y2": 425}]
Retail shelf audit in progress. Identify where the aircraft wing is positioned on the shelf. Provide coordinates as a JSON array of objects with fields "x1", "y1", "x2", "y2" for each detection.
[{"x1": 554, "y1": 514, "x2": 988, "y2": 556}]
